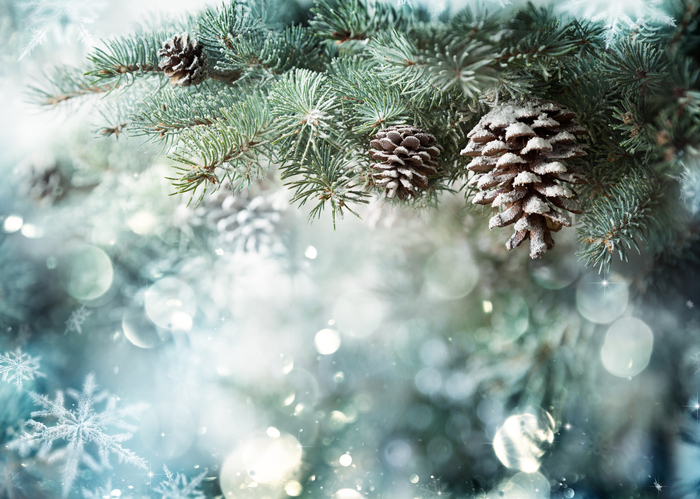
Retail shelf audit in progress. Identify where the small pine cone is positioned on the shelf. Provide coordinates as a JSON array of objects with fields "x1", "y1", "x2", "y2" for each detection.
[
  {"x1": 158, "y1": 33, "x2": 208, "y2": 87},
  {"x1": 461, "y1": 98, "x2": 588, "y2": 259},
  {"x1": 369, "y1": 125, "x2": 443, "y2": 200}
]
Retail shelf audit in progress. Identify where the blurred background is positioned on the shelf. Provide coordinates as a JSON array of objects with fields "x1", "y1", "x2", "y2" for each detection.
[{"x1": 1, "y1": 0, "x2": 700, "y2": 498}]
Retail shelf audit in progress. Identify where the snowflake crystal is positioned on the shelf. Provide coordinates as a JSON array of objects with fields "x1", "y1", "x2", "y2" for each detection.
[
  {"x1": 0, "y1": 348, "x2": 45, "y2": 390},
  {"x1": 65, "y1": 306, "x2": 92, "y2": 334},
  {"x1": 153, "y1": 465, "x2": 206, "y2": 499},
  {"x1": 19, "y1": 0, "x2": 107, "y2": 60},
  {"x1": 7, "y1": 373, "x2": 148, "y2": 497}
]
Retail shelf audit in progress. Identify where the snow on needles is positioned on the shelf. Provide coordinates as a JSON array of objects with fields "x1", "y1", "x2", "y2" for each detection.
[{"x1": 7, "y1": 373, "x2": 149, "y2": 497}]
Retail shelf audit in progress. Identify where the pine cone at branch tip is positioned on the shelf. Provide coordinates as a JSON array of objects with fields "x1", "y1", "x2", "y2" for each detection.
[
  {"x1": 158, "y1": 33, "x2": 208, "y2": 87},
  {"x1": 369, "y1": 125, "x2": 443, "y2": 200},
  {"x1": 461, "y1": 98, "x2": 588, "y2": 259}
]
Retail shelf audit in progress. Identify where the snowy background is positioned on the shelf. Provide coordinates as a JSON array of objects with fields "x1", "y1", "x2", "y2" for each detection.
[{"x1": 1, "y1": 1, "x2": 699, "y2": 499}]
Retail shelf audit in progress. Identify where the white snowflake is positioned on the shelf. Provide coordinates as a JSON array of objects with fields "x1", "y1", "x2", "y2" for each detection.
[
  {"x1": 18, "y1": 0, "x2": 107, "y2": 60},
  {"x1": 153, "y1": 465, "x2": 206, "y2": 499},
  {"x1": 7, "y1": 373, "x2": 149, "y2": 497},
  {"x1": 65, "y1": 306, "x2": 92, "y2": 334},
  {"x1": 0, "y1": 348, "x2": 45, "y2": 390},
  {"x1": 555, "y1": 0, "x2": 675, "y2": 47}
]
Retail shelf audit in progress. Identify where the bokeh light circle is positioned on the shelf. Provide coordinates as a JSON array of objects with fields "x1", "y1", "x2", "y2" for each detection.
[
  {"x1": 600, "y1": 316, "x2": 654, "y2": 378},
  {"x1": 423, "y1": 246, "x2": 479, "y2": 300},
  {"x1": 315, "y1": 328, "x2": 341, "y2": 354},
  {"x1": 576, "y1": 272, "x2": 629, "y2": 323},
  {"x1": 145, "y1": 277, "x2": 197, "y2": 330},
  {"x1": 493, "y1": 410, "x2": 555, "y2": 472},
  {"x1": 58, "y1": 244, "x2": 114, "y2": 301}
]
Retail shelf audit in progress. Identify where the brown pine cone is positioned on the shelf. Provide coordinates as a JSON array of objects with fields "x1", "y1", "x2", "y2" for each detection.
[
  {"x1": 369, "y1": 125, "x2": 443, "y2": 200},
  {"x1": 461, "y1": 98, "x2": 588, "y2": 259},
  {"x1": 158, "y1": 33, "x2": 208, "y2": 87}
]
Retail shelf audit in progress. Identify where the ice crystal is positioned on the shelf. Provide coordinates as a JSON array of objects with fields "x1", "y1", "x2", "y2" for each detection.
[
  {"x1": 0, "y1": 348, "x2": 45, "y2": 390},
  {"x1": 19, "y1": 0, "x2": 107, "y2": 60},
  {"x1": 7, "y1": 373, "x2": 148, "y2": 497},
  {"x1": 65, "y1": 306, "x2": 92, "y2": 334},
  {"x1": 555, "y1": 0, "x2": 675, "y2": 47},
  {"x1": 153, "y1": 465, "x2": 206, "y2": 499}
]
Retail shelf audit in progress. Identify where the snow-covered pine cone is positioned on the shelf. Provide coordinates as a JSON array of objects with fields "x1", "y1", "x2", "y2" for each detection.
[
  {"x1": 369, "y1": 125, "x2": 443, "y2": 200},
  {"x1": 158, "y1": 33, "x2": 208, "y2": 87},
  {"x1": 461, "y1": 98, "x2": 588, "y2": 259}
]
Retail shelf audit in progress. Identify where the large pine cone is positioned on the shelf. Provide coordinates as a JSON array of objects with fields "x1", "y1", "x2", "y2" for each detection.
[
  {"x1": 461, "y1": 98, "x2": 588, "y2": 259},
  {"x1": 158, "y1": 33, "x2": 208, "y2": 87},
  {"x1": 369, "y1": 125, "x2": 442, "y2": 200}
]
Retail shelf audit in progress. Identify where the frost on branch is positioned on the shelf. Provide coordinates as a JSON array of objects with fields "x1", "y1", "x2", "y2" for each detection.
[
  {"x1": 0, "y1": 348, "x2": 45, "y2": 390},
  {"x1": 7, "y1": 373, "x2": 148, "y2": 497}
]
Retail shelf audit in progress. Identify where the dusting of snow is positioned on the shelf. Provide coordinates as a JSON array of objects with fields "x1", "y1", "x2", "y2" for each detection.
[
  {"x1": 532, "y1": 162, "x2": 567, "y2": 175},
  {"x1": 505, "y1": 122, "x2": 536, "y2": 140},
  {"x1": 522, "y1": 137, "x2": 553, "y2": 154},
  {"x1": 482, "y1": 140, "x2": 508, "y2": 155},
  {"x1": 496, "y1": 152, "x2": 526, "y2": 167},
  {"x1": 513, "y1": 171, "x2": 541, "y2": 186},
  {"x1": 523, "y1": 195, "x2": 550, "y2": 214}
]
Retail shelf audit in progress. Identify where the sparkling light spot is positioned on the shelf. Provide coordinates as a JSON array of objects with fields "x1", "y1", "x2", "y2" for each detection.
[
  {"x1": 21, "y1": 223, "x2": 42, "y2": 238},
  {"x1": 339, "y1": 453, "x2": 352, "y2": 467},
  {"x1": 285, "y1": 480, "x2": 303, "y2": 496},
  {"x1": 305, "y1": 246, "x2": 318, "y2": 259},
  {"x1": 493, "y1": 410, "x2": 555, "y2": 473},
  {"x1": 3, "y1": 214, "x2": 23, "y2": 233},
  {"x1": 410, "y1": 474, "x2": 420, "y2": 484},
  {"x1": 482, "y1": 300, "x2": 493, "y2": 313},
  {"x1": 315, "y1": 328, "x2": 341, "y2": 355}
]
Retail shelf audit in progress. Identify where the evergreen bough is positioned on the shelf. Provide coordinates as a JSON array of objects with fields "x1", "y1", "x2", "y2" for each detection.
[{"x1": 33, "y1": 0, "x2": 700, "y2": 274}]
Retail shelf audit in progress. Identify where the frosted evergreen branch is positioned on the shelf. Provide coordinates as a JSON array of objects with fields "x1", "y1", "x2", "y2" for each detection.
[
  {"x1": 167, "y1": 92, "x2": 274, "y2": 200},
  {"x1": 577, "y1": 176, "x2": 666, "y2": 271},
  {"x1": 215, "y1": 24, "x2": 325, "y2": 80},
  {"x1": 309, "y1": 0, "x2": 409, "y2": 45},
  {"x1": 86, "y1": 28, "x2": 181, "y2": 83},
  {"x1": 269, "y1": 68, "x2": 341, "y2": 165},
  {"x1": 130, "y1": 82, "x2": 243, "y2": 142},
  {"x1": 283, "y1": 142, "x2": 369, "y2": 227},
  {"x1": 30, "y1": 66, "x2": 119, "y2": 107},
  {"x1": 599, "y1": 38, "x2": 670, "y2": 95}
]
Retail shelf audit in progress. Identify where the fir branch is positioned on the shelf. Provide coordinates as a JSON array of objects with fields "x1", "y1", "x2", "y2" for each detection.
[
  {"x1": 130, "y1": 82, "x2": 242, "y2": 142},
  {"x1": 309, "y1": 0, "x2": 408, "y2": 45},
  {"x1": 85, "y1": 28, "x2": 177, "y2": 83},
  {"x1": 283, "y1": 142, "x2": 368, "y2": 227},
  {"x1": 30, "y1": 66, "x2": 119, "y2": 107},
  {"x1": 599, "y1": 38, "x2": 670, "y2": 95},
  {"x1": 167, "y1": 92, "x2": 274, "y2": 201},
  {"x1": 577, "y1": 175, "x2": 667, "y2": 271},
  {"x1": 269, "y1": 68, "x2": 341, "y2": 165}
]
